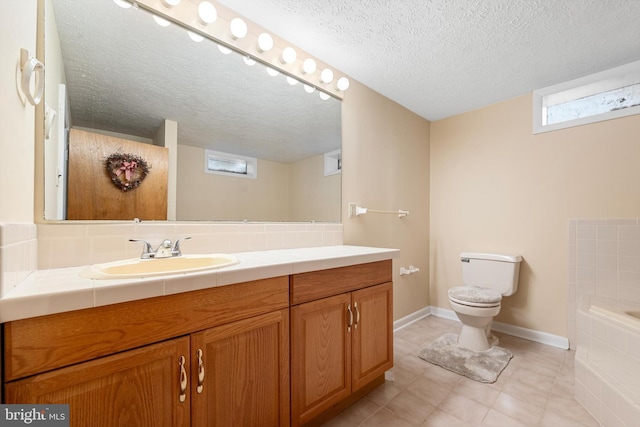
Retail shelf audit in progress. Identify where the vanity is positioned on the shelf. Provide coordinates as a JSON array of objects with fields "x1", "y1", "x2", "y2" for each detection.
[{"x1": 1, "y1": 246, "x2": 397, "y2": 427}]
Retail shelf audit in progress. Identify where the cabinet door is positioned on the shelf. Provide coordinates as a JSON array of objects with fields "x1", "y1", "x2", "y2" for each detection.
[
  {"x1": 351, "y1": 282, "x2": 393, "y2": 392},
  {"x1": 291, "y1": 293, "x2": 352, "y2": 426},
  {"x1": 4, "y1": 337, "x2": 190, "y2": 427},
  {"x1": 191, "y1": 309, "x2": 289, "y2": 427}
]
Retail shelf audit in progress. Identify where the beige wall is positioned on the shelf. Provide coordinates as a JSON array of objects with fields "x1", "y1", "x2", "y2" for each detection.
[
  {"x1": 0, "y1": 0, "x2": 37, "y2": 223},
  {"x1": 289, "y1": 154, "x2": 341, "y2": 222},
  {"x1": 176, "y1": 144, "x2": 290, "y2": 221},
  {"x1": 342, "y1": 80, "x2": 431, "y2": 320},
  {"x1": 430, "y1": 94, "x2": 640, "y2": 338}
]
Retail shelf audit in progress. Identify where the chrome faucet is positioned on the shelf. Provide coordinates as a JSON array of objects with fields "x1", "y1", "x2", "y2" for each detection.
[{"x1": 129, "y1": 237, "x2": 191, "y2": 259}]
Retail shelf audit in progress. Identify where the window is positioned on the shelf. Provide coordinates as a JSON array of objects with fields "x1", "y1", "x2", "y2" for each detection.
[
  {"x1": 324, "y1": 149, "x2": 342, "y2": 176},
  {"x1": 204, "y1": 149, "x2": 257, "y2": 179},
  {"x1": 533, "y1": 60, "x2": 640, "y2": 133}
]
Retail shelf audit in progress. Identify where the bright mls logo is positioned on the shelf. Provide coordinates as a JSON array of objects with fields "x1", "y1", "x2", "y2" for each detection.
[{"x1": 1, "y1": 405, "x2": 69, "y2": 426}]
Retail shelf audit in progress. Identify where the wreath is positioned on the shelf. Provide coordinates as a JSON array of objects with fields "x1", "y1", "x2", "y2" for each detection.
[{"x1": 105, "y1": 152, "x2": 150, "y2": 192}]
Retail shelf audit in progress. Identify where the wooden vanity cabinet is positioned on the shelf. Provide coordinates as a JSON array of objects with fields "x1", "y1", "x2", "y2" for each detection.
[
  {"x1": 290, "y1": 261, "x2": 393, "y2": 426},
  {"x1": 3, "y1": 276, "x2": 290, "y2": 427}
]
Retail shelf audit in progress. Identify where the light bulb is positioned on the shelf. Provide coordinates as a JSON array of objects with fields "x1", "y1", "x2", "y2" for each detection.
[
  {"x1": 281, "y1": 47, "x2": 297, "y2": 64},
  {"x1": 188, "y1": 31, "x2": 204, "y2": 42},
  {"x1": 336, "y1": 77, "x2": 350, "y2": 91},
  {"x1": 243, "y1": 56, "x2": 256, "y2": 66},
  {"x1": 218, "y1": 44, "x2": 232, "y2": 55},
  {"x1": 304, "y1": 84, "x2": 316, "y2": 94},
  {"x1": 153, "y1": 15, "x2": 171, "y2": 27},
  {"x1": 198, "y1": 1, "x2": 217, "y2": 25},
  {"x1": 161, "y1": 0, "x2": 181, "y2": 6},
  {"x1": 302, "y1": 58, "x2": 317, "y2": 74},
  {"x1": 113, "y1": 0, "x2": 132, "y2": 8},
  {"x1": 230, "y1": 18, "x2": 248, "y2": 39},
  {"x1": 286, "y1": 76, "x2": 299, "y2": 86},
  {"x1": 319, "y1": 92, "x2": 330, "y2": 100},
  {"x1": 320, "y1": 68, "x2": 334, "y2": 84},
  {"x1": 257, "y1": 33, "x2": 273, "y2": 53},
  {"x1": 266, "y1": 67, "x2": 279, "y2": 77}
]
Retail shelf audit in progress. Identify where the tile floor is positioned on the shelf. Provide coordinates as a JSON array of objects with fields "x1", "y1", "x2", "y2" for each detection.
[{"x1": 322, "y1": 315, "x2": 599, "y2": 427}]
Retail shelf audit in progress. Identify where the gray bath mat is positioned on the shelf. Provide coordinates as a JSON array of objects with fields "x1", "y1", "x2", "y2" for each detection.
[{"x1": 417, "y1": 333, "x2": 513, "y2": 383}]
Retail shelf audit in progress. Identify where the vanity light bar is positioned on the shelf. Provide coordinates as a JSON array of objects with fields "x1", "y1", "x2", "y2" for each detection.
[{"x1": 124, "y1": 0, "x2": 350, "y2": 97}]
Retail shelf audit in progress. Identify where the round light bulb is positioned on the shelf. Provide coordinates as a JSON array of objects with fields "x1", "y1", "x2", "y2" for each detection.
[
  {"x1": 113, "y1": 0, "x2": 132, "y2": 8},
  {"x1": 266, "y1": 67, "x2": 279, "y2": 77},
  {"x1": 319, "y1": 92, "x2": 330, "y2": 100},
  {"x1": 320, "y1": 68, "x2": 334, "y2": 84},
  {"x1": 153, "y1": 15, "x2": 171, "y2": 27},
  {"x1": 281, "y1": 47, "x2": 297, "y2": 64},
  {"x1": 217, "y1": 44, "x2": 232, "y2": 55},
  {"x1": 243, "y1": 56, "x2": 256, "y2": 66},
  {"x1": 198, "y1": 1, "x2": 217, "y2": 25},
  {"x1": 303, "y1": 84, "x2": 316, "y2": 94},
  {"x1": 302, "y1": 58, "x2": 317, "y2": 74},
  {"x1": 230, "y1": 18, "x2": 248, "y2": 39},
  {"x1": 336, "y1": 76, "x2": 350, "y2": 91},
  {"x1": 257, "y1": 32, "x2": 274, "y2": 53},
  {"x1": 188, "y1": 31, "x2": 204, "y2": 42},
  {"x1": 286, "y1": 76, "x2": 299, "y2": 86},
  {"x1": 161, "y1": 0, "x2": 181, "y2": 6}
]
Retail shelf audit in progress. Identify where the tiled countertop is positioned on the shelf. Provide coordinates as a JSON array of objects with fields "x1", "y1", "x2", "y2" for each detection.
[{"x1": 0, "y1": 245, "x2": 399, "y2": 323}]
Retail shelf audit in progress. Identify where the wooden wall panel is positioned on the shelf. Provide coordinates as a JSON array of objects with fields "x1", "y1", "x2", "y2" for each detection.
[{"x1": 66, "y1": 129, "x2": 168, "y2": 220}]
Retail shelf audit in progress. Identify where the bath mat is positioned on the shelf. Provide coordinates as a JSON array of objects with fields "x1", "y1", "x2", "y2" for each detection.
[{"x1": 417, "y1": 333, "x2": 513, "y2": 383}]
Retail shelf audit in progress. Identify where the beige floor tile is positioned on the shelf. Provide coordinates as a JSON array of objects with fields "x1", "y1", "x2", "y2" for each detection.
[
  {"x1": 405, "y1": 376, "x2": 453, "y2": 407},
  {"x1": 453, "y1": 377, "x2": 501, "y2": 407},
  {"x1": 320, "y1": 397, "x2": 383, "y2": 426},
  {"x1": 492, "y1": 391, "x2": 545, "y2": 426},
  {"x1": 538, "y1": 409, "x2": 596, "y2": 427},
  {"x1": 323, "y1": 316, "x2": 599, "y2": 427},
  {"x1": 481, "y1": 408, "x2": 529, "y2": 427},
  {"x1": 360, "y1": 407, "x2": 415, "y2": 427},
  {"x1": 544, "y1": 395, "x2": 601, "y2": 426},
  {"x1": 437, "y1": 392, "x2": 491, "y2": 424},
  {"x1": 366, "y1": 380, "x2": 403, "y2": 407},
  {"x1": 420, "y1": 408, "x2": 481, "y2": 427},
  {"x1": 385, "y1": 389, "x2": 436, "y2": 426}
]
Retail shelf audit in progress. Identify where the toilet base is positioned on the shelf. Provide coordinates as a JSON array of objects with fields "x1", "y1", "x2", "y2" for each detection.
[{"x1": 458, "y1": 324, "x2": 491, "y2": 351}]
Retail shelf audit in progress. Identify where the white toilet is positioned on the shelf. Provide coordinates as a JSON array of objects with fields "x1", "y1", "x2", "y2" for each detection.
[{"x1": 448, "y1": 252, "x2": 522, "y2": 351}]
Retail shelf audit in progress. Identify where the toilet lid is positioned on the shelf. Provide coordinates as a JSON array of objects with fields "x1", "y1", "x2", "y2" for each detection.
[{"x1": 448, "y1": 286, "x2": 502, "y2": 307}]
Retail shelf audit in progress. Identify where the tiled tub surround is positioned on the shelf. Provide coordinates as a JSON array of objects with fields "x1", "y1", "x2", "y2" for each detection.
[
  {"x1": 569, "y1": 218, "x2": 640, "y2": 427},
  {"x1": 0, "y1": 245, "x2": 397, "y2": 323}
]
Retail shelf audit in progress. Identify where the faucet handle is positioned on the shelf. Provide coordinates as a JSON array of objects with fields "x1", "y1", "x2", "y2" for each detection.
[
  {"x1": 172, "y1": 237, "x2": 192, "y2": 256},
  {"x1": 129, "y1": 239, "x2": 154, "y2": 258}
]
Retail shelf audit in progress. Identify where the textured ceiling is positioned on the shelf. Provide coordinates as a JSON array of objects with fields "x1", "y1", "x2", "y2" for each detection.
[
  {"x1": 51, "y1": 0, "x2": 341, "y2": 163},
  {"x1": 218, "y1": 0, "x2": 640, "y2": 121}
]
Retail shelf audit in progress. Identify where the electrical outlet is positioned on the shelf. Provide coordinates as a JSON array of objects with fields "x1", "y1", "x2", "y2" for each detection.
[{"x1": 348, "y1": 203, "x2": 357, "y2": 218}]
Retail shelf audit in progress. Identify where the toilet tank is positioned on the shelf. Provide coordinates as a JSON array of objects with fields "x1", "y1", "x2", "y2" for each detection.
[{"x1": 461, "y1": 252, "x2": 522, "y2": 296}]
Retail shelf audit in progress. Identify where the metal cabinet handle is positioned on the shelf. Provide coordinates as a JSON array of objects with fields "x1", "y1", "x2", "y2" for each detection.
[
  {"x1": 196, "y1": 349, "x2": 205, "y2": 394},
  {"x1": 354, "y1": 301, "x2": 360, "y2": 330},
  {"x1": 347, "y1": 303, "x2": 353, "y2": 332},
  {"x1": 178, "y1": 355, "x2": 187, "y2": 403}
]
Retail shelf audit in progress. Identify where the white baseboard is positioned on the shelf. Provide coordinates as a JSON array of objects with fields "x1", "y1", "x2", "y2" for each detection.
[
  {"x1": 393, "y1": 307, "x2": 431, "y2": 332},
  {"x1": 398, "y1": 306, "x2": 570, "y2": 350}
]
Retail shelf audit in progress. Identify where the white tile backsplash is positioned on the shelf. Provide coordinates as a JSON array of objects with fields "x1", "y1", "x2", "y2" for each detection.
[
  {"x1": 0, "y1": 223, "x2": 37, "y2": 297},
  {"x1": 35, "y1": 222, "x2": 343, "y2": 269}
]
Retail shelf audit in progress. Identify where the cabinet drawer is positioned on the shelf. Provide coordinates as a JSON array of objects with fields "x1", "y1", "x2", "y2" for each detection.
[
  {"x1": 4, "y1": 276, "x2": 289, "y2": 381},
  {"x1": 290, "y1": 260, "x2": 391, "y2": 305}
]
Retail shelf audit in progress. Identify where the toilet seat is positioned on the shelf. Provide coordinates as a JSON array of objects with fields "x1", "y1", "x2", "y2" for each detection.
[{"x1": 448, "y1": 286, "x2": 502, "y2": 308}]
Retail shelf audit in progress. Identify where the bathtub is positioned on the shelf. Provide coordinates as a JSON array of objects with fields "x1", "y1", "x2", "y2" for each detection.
[{"x1": 575, "y1": 297, "x2": 640, "y2": 427}]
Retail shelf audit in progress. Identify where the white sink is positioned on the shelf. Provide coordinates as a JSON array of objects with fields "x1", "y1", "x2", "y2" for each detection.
[{"x1": 80, "y1": 254, "x2": 239, "y2": 279}]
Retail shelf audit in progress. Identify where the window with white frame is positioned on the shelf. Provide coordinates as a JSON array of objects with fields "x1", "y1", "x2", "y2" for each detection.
[
  {"x1": 533, "y1": 60, "x2": 640, "y2": 133},
  {"x1": 204, "y1": 149, "x2": 257, "y2": 179}
]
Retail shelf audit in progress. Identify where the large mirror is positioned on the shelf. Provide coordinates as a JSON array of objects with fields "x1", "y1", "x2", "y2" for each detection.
[{"x1": 43, "y1": 0, "x2": 342, "y2": 222}]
